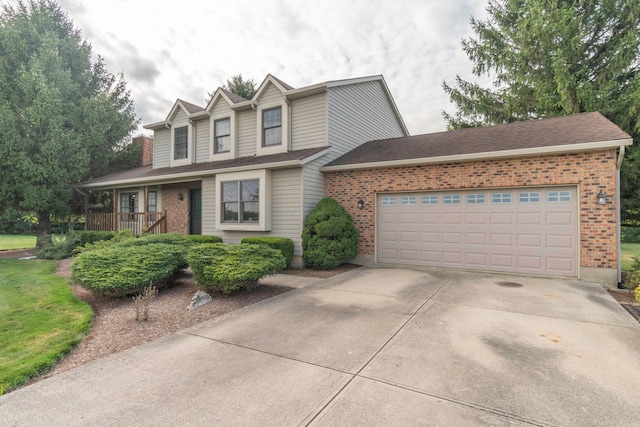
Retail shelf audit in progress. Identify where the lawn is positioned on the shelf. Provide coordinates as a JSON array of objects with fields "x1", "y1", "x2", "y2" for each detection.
[
  {"x1": 0, "y1": 259, "x2": 93, "y2": 395},
  {"x1": 621, "y1": 242, "x2": 640, "y2": 271},
  {"x1": 0, "y1": 234, "x2": 36, "y2": 251}
]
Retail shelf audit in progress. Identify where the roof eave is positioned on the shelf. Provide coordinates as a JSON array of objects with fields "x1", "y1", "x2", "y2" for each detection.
[
  {"x1": 143, "y1": 121, "x2": 170, "y2": 130},
  {"x1": 320, "y1": 138, "x2": 633, "y2": 172}
]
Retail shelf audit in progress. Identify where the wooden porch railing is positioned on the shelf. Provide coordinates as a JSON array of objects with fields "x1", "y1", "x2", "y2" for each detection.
[{"x1": 85, "y1": 211, "x2": 167, "y2": 235}]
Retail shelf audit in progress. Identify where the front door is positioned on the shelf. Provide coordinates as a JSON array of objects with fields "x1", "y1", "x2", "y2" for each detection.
[{"x1": 189, "y1": 188, "x2": 202, "y2": 235}]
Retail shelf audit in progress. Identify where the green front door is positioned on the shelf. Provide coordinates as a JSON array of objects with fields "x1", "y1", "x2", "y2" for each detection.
[{"x1": 189, "y1": 189, "x2": 202, "y2": 235}]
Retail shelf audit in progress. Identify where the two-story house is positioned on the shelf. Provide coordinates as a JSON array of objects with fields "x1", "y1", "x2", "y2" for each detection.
[{"x1": 78, "y1": 74, "x2": 408, "y2": 266}]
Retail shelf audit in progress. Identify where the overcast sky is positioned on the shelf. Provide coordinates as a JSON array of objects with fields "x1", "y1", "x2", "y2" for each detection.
[{"x1": 14, "y1": 0, "x2": 489, "y2": 136}]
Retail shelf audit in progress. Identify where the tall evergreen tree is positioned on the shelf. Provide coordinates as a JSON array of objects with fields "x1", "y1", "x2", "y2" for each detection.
[
  {"x1": 0, "y1": 0, "x2": 138, "y2": 239},
  {"x1": 442, "y1": 0, "x2": 640, "y2": 222}
]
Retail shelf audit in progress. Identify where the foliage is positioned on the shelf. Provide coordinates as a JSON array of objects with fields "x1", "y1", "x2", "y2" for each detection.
[
  {"x1": 636, "y1": 283, "x2": 640, "y2": 303},
  {"x1": 72, "y1": 243, "x2": 186, "y2": 297},
  {"x1": 186, "y1": 243, "x2": 286, "y2": 294},
  {"x1": 132, "y1": 284, "x2": 158, "y2": 322},
  {"x1": 0, "y1": 0, "x2": 139, "y2": 239},
  {"x1": 206, "y1": 74, "x2": 257, "y2": 103},
  {"x1": 34, "y1": 230, "x2": 116, "y2": 260},
  {"x1": 0, "y1": 209, "x2": 35, "y2": 234},
  {"x1": 185, "y1": 235, "x2": 223, "y2": 244},
  {"x1": 442, "y1": 0, "x2": 640, "y2": 223},
  {"x1": 622, "y1": 227, "x2": 640, "y2": 243},
  {"x1": 0, "y1": 234, "x2": 36, "y2": 250},
  {"x1": 0, "y1": 259, "x2": 92, "y2": 394},
  {"x1": 301, "y1": 197, "x2": 359, "y2": 270},
  {"x1": 621, "y1": 243, "x2": 640, "y2": 271},
  {"x1": 35, "y1": 232, "x2": 81, "y2": 260},
  {"x1": 241, "y1": 237, "x2": 294, "y2": 266}
]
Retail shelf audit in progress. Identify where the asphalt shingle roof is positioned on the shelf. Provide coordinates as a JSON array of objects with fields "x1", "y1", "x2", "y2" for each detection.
[{"x1": 325, "y1": 112, "x2": 630, "y2": 168}]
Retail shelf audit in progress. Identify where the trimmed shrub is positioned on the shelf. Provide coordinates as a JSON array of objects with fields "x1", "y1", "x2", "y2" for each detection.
[
  {"x1": 185, "y1": 235, "x2": 223, "y2": 244},
  {"x1": 76, "y1": 230, "x2": 117, "y2": 246},
  {"x1": 187, "y1": 243, "x2": 286, "y2": 294},
  {"x1": 636, "y1": 284, "x2": 640, "y2": 303},
  {"x1": 301, "y1": 197, "x2": 358, "y2": 270},
  {"x1": 72, "y1": 243, "x2": 186, "y2": 297},
  {"x1": 241, "y1": 237, "x2": 294, "y2": 266},
  {"x1": 622, "y1": 226, "x2": 640, "y2": 243}
]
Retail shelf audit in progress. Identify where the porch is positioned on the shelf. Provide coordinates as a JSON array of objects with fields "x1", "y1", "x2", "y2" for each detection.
[{"x1": 85, "y1": 211, "x2": 167, "y2": 235}]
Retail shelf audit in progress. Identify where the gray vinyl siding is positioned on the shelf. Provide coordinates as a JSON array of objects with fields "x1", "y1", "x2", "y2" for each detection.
[
  {"x1": 201, "y1": 168, "x2": 304, "y2": 255},
  {"x1": 210, "y1": 98, "x2": 231, "y2": 117},
  {"x1": 237, "y1": 109, "x2": 257, "y2": 157},
  {"x1": 302, "y1": 156, "x2": 328, "y2": 217},
  {"x1": 194, "y1": 119, "x2": 209, "y2": 163},
  {"x1": 327, "y1": 80, "x2": 405, "y2": 158},
  {"x1": 201, "y1": 176, "x2": 216, "y2": 234},
  {"x1": 258, "y1": 82, "x2": 283, "y2": 105},
  {"x1": 291, "y1": 92, "x2": 327, "y2": 150},
  {"x1": 152, "y1": 128, "x2": 171, "y2": 169}
]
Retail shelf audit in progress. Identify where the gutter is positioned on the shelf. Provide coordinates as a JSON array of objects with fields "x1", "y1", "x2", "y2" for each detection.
[{"x1": 617, "y1": 145, "x2": 626, "y2": 286}]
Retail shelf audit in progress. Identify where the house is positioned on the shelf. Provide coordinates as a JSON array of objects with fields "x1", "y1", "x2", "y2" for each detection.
[
  {"x1": 77, "y1": 74, "x2": 409, "y2": 266},
  {"x1": 321, "y1": 112, "x2": 632, "y2": 288},
  {"x1": 79, "y1": 73, "x2": 631, "y2": 288}
]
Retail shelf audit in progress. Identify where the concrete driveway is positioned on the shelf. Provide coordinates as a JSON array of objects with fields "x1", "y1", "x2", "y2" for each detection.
[{"x1": 2, "y1": 267, "x2": 639, "y2": 426}]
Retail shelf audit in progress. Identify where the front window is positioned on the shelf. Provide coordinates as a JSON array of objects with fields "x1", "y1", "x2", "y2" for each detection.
[
  {"x1": 262, "y1": 107, "x2": 282, "y2": 146},
  {"x1": 214, "y1": 118, "x2": 231, "y2": 153},
  {"x1": 174, "y1": 126, "x2": 188, "y2": 159},
  {"x1": 222, "y1": 179, "x2": 260, "y2": 223},
  {"x1": 120, "y1": 192, "x2": 138, "y2": 220}
]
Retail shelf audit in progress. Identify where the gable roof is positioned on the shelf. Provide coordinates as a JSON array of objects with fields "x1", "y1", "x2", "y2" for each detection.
[
  {"x1": 253, "y1": 74, "x2": 295, "y2": 100},
  {"x1": 322, "y1": 112, "x2": 632, "y2": 171},
  {"x1": 78, "y1": 147, "x2": 330, "y2": 189},
  {"x1": 204, "y1": 87, "x2": 249, "y2": 113}
]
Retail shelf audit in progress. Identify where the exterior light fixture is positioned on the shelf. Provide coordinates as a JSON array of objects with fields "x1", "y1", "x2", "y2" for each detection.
[
  {"x1": 178, "y1": 191, "x2": 184, "y2": 201},
  {"x1": 357, "y1": 199, "x2": 365, "y2": 209},
  {"x1": 596, "y1": 190, "x2": 607, "y2": 205}
]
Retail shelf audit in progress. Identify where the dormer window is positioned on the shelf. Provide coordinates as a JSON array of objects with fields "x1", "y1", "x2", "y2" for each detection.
[
  {"x1": 174, "y1": 126, "x2": 188, "y2": 160},
  {"x1": 262, "y1": 107, "x2": 282, "y2": 147},
  {"x1": 214, "y1": 118, "x2": 231, "y2": 153}
]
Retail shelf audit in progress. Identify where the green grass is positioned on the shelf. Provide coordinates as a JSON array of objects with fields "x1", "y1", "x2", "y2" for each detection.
[
  {"x1": 621, "y1": 243, "x2": 640, "y2": 271},
  {"x1": 0, "y1": 259, "x2": 93, "y2": 395},
  {"x1": 0, "y1": 234, "x2": 36, "y2": 250}
]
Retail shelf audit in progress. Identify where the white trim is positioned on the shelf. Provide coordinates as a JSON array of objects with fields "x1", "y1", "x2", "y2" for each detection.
[
  {"x1": 256, "y1": 101, "x2": 289, "y2": 155},
  {"x1": 216, "y1": 169, "x2": 272, "y2": 231},
  {"x1": 209, "y1": 105, "x2": 236, "y2": 162},
  {"x1": 321, "y1": 138, "x2": 634, "y2": 172},
  {"x1": 254, "y1": 74, "x2": 290, "y2": 99},
  {"x1": 170, "y1": 121, "x2": 194, "y2": 167}
]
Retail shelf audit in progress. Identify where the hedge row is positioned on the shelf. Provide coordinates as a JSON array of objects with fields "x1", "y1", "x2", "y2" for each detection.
[{"x1": 241, "y1": 237, "x2": 294, "y2": 266}]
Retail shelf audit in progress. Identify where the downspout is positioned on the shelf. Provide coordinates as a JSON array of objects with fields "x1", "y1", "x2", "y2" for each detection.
[
  {"x1": 284, "y1": 95, "x2": 292, "y2": 151},
  {"x1": 189, "y1": 119, "x2": 195, "y2": 163},
  {"x1": 616, "y1": 145, "x2": 626, "y2": 286}
]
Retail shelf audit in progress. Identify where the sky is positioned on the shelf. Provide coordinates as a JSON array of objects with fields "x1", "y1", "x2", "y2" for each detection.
[{"x1": 11, "y1": 0, "x2": 489, "y2": 136}]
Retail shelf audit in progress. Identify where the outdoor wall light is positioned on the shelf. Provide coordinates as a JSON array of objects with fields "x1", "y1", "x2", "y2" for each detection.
[
  {"x1": 357, "y1": 199, "x2": 365, "y2": 209},
  {"x1": 178, "y1": 191, "x2": 184, "y2": 201},
  {"x1": 596, "y1": 190, "x2": 607, "y2": 205}
]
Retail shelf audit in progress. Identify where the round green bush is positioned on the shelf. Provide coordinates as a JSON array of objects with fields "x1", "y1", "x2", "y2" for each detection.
[
  {"x1": 186, "y1": 243, "x2": 286, "y2": 294},
  {"x1": 301, "y1": 197, "x2": 358, "y2": 270},
  {"x1": 71, "y1": 243, "x2": 186, "y2": 297},
  {"x1": 241, "y1": 237, "x2": 294, "y2": 266}
]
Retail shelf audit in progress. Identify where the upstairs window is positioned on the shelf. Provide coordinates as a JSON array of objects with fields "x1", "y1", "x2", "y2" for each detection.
[
  {"x1": 222, "y1": 179, "x2": 260, "y2": 223},
  {"x1": 214, "y1": 118, "x2": 231, "y2": 153},
  {"x1": 262, "y1": 107, "x2": 282, "y2": 146},
  {"x1": 173, "y1": 126, "x2": 188, "y2": 160}
]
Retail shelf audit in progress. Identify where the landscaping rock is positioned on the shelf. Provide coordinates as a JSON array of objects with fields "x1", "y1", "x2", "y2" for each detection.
[{"x1": 188, "y1": 290, "x2": 212, "y2": 311}]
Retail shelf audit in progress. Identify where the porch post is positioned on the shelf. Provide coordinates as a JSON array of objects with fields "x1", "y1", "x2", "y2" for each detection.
[
  {"x1": 113, "y1": 188, "x2": 118, "y2": 232},
  {"x1": 84, "y1": 191, "x2": 89, "y2": 230},
  {"x1": 144, "y1": 186, "x2": 149, "y2": 230}
]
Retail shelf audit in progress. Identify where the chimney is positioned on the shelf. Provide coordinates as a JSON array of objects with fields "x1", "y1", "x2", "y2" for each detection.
[{"x1": 132, "y1": 135, "x2": 154, "y2": 166}]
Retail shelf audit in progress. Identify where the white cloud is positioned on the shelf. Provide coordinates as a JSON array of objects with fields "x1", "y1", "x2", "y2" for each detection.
[{"x1": 13, "y1": 0, "x2": 489, "y2": 135}]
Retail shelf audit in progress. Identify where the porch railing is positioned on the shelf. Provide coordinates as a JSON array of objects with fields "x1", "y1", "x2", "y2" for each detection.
[{"x1": 85, "y1": 211, "x2": 167, "y2": 235}]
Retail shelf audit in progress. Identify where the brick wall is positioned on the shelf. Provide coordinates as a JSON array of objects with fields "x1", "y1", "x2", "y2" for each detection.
[
  {"x1": 161, "y1": 181, "x2": 201, "y2": 234},
  {"x1": 325, "y1": 150, "x2": 618, "y2": 269},
  {"x1": 132, "y1": 136, "x2": 153, "y2": 166}
]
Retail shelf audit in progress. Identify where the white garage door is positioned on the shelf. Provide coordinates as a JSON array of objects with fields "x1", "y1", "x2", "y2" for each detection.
[{"x1": 377, "y1": 187, "x2": 578, "y2": 277}]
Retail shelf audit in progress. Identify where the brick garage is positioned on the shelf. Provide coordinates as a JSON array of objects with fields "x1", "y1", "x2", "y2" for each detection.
[{"x1": 322, "y1": 113, "x2": 632, "y2": 287}]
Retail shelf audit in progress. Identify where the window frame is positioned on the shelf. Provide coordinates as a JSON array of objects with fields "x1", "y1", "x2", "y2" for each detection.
[
  {"x1": 221, "y1": 179, "x2": 260, "y2": 224},
  {"x1": 214, "y1": 117, "x2": 231, "y2": 154},
  {"x1": 443, "y1": 194, "x2": 462, "y2": 205},
  {"x1": 209, "y1": 106, "x2": 236, "y2": 161},
  {"x1": 261, "y1": 106, "x2": 282, "y2": 147},
  {"x1": 256, "y1": 99, "x2": 289, "y2": 155},
  {"x1": 216, "y1": 169, "x2": 271, "y2": 231},
  {"x1": 170, "y1": 122, "x2": 193, "y2": 167}
]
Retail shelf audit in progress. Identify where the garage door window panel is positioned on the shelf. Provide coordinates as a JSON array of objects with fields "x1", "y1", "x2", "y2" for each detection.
[
  {"x1": 519, "y1": 192, "x2": 540, "y2": 203},
  {"x1": 381, "y1": 196, "x2": 396, "y2": 206},
  {"x1": 444, "y1": 194, "x2": 461, "y2": 205},
  {"x1": 422, "y1": 195, "x2": 438, "y2": 205},
  {"x1": 548, "y1": 191, "x2": 571, "y2": 202},
  {"x1": 401, "y1": 196, "x2": 417, "y2": 205},
  {"x1": 492, "y1": 193, "x2": 512, "y2": 203},
  {"x1": 467, "y1": 194, "x2": 486, "y2": 204}
]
